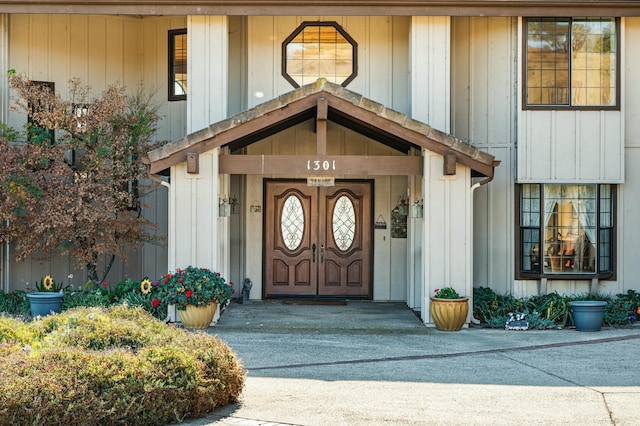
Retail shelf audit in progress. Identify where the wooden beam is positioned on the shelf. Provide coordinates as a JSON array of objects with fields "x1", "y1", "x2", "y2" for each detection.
[
  {"x1": 317, "y1": 97, "x2": 327, "y2": 156},
  {"x1": 325, "y1": 96, "x2": 496, "y2": 178},
  {"x1": 444, "y1": 154, "x2": 457, "y2": 175},
  {"x1": 148, "y1": 94, "x2": 319, "y2": 174},
  {"x1": 187, "y1": 152, "x2": 199, "y2": 174},
  {"x1": 219, "y1": 155, "x2": 423, "y2": 176}
]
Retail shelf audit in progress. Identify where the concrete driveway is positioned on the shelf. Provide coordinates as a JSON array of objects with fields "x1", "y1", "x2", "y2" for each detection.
[{"x1": 179, "y1": 300, "x2": 640, "y2": 426}]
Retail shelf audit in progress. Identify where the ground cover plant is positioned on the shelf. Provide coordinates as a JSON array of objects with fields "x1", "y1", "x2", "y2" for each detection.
[
  {"x1": 473, "y1": 287, "x2": 640, "y2": 329},
  {"x1": 0, "y1": 305, "x2": 244, "y2": 425}
]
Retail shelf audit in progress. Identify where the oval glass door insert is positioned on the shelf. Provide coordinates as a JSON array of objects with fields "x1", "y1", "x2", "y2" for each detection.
[
  {"x1": 333, "y1": 195, "x2": 355, "y2": 251},
  {"x1": 281, "y1": 195, "x2": 304, "y2": 250}
]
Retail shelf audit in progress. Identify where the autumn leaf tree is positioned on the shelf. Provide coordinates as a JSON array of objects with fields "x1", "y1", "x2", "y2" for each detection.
[{"x1": 0, "y1": 73, "x2": 164, "y2": 282}]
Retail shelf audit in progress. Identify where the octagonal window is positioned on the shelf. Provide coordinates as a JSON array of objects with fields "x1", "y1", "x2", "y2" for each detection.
[{"x1": 282, "y1": 21, "x2": 357, "y2": 88}]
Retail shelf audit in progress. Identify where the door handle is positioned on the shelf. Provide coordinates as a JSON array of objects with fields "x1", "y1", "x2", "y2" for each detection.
[
  {"x1": 312, "y1": 243, "x2": 316, "y2": 262},
  {"x1": 320, "y1": 244, "x2": 324, "y2": 263}
]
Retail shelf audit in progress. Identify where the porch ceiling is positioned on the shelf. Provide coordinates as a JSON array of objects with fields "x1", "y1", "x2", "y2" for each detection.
[
  {"x1": 145, "y1": 79, "x2": 499, "y2": 178},
  {"x1": 2, "y1": 1, "x2": 639, "y2": 17}
]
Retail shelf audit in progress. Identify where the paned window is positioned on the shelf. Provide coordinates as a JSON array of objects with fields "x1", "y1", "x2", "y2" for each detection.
[
  {"x1": 525, "y1": 17, "x2": 618, "y2": 108},
  {"x1": 169, "y1": 29, "x2": 187, "y2": 101},
  {"x1": 516, "y1": 184, "x2": 615, "y2": 278},
  {"x1": 282, "y1": 21, "x2": 357, "y2": 88}
]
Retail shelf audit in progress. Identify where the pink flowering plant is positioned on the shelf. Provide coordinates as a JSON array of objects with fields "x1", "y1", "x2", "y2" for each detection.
[
  {"x1": 156, "y1": 266, "x2": 233, "y2": 310},
  {"x1": 433, "y1": 287, "x2": 461, "y2": 299}
]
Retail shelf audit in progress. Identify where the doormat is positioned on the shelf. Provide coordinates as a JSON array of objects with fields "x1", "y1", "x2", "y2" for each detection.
[{"x1": 282, "y1": 299, "x2": 348, "y2": 306}]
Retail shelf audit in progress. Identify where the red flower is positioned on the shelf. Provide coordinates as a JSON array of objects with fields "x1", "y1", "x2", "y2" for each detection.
[
  {"x1": 102, "y1": 281, "x2": 109, "y2": 287},
  {"x1": 186, "y1": 289, "x2": 193, "y2": 298},
  {"x1": 434, "y1": 288, "x2": 439, "y2": 294},
  {"x1": 165, "y1": 274, "x2": 171, "y2": 279},
  {"x1": 151, "y1": 298, "x2": 160, "y2": 307},
  {"x1": 229, "y1": 281, "x2": 233, "y2": 287},
  {"x1": 163, "y1": 279, "x2": 168, "y2": 284},
  {"x1": 178, "y1": 278, "x2": 183, "y2": 283},
  {"x1": 177, "y1": 269, "x2": 183, "y2": 273}
]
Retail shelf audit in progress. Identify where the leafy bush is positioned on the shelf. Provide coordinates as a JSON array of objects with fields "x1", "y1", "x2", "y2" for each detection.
[
  {"x1": 0, "y1": 290, "x2": 30, "y2": 315},
  {"x1": 0, "y1": 306, "x2": 244, "y2": 425},
  {"x1": 61, "y1": 279, "x2": 168, "y2": 321},
  {"x1": 473, "y1": 287, "x2": 640, "y2": 329},
  {"x1": 156, "y1": 266, "x2": 232, "y2": 310}
]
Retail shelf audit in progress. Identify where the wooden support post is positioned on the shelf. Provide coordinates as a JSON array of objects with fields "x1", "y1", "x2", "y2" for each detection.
[{"x1": 316, "y1": 97, "x2": 328, "y2": 156}]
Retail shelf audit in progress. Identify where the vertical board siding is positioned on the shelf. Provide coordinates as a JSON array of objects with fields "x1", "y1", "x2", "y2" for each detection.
[
  {"x1": 520, "y1": 110, "x2": 623, "y2": 182},
  {"x1": 411, "y1": 16, "x2": 450, "y2": 132},
  {"x1": 516, "y1": 15, "x2": 624, "y2": 184},
  {"x1": 392, "y1": 16, "x2": 410, "y2": 115},
  {"x1": 451, "y1": 17, "x2": 517, "y2": 295},
  {"x1": 5, "y1": 14, "x2": 184, "y2": 287},
  {"x1": 622, "y1": 18, "x2": 640, "y2": 292},
  {"x1": 247, "y1": 16, "x2": 408, "y2": 110}
]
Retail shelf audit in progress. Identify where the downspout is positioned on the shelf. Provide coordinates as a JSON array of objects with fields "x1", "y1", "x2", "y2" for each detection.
[
  {"x1": 148, "y1": 172, "x2": 171, "y2": 191},
  {"x1": 470, "y1": 174, "x2": 495, "y2": 325}
]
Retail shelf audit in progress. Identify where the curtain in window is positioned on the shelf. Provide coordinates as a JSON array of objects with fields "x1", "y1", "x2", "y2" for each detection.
[
  {"x1": 543, "y1": 185, "x2": 562, "y2": 235},
  {"x1": 573, "y1": 185, "x2": 596, "y2": 244}
]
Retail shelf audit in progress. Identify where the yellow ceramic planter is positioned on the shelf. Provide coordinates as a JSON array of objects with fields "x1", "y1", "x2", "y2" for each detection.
[
  {"x1": 430, "y1": 297, "x2": 469, "y2": 331},
  {"x1": 178, "y1": 303, "x2": 217, "y2": 329}
]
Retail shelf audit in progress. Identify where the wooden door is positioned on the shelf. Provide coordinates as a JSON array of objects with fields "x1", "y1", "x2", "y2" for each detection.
[{"x1": 264, "y1": 180, "x2": 372, "y2": 298}]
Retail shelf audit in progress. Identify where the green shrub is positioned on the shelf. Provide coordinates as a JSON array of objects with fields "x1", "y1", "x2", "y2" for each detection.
[
  {"x1": 61, "y1": 279, "x2": 169, "y2": 321},
  {"x1": 0, "y1": 290, "x2": 30, "y2": 315},
  {"x1": 473, "y1": 287, "x2": 639, "y2": 328},
  {"x1": 0, "y1": 305, "x2": 244, "y2": 425}
]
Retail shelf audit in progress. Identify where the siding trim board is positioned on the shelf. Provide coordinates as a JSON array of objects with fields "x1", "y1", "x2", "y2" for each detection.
[{"x1": 2, "y1": 1, "x2": 640, "y2": 17}]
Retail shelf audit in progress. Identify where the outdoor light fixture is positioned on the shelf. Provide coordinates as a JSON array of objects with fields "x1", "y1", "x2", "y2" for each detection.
[
  {"x1": 219, "y1": 197, "x2": 231, "y2": 217},
  {"x1": 411, "y1": 199, "x2": 423, "y2": 218}
]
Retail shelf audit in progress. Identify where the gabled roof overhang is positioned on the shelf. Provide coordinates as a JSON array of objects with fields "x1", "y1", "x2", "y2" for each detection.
[
  {"x1": 146, "y1": 79, "x2": 499, "y2": 179},
  {"x1": 2, "y1": 1, "x2": 639, "y2": 16}
]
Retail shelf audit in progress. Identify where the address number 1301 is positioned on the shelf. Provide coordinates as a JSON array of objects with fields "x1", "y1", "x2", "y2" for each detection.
[{"x1": 307, "y1": 160, "x2": 336, "y2": 171}]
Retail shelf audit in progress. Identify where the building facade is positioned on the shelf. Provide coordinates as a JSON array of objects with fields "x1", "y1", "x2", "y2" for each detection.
[{"x1": 1, "y1": 1, "x2": 639, "y2": 326}]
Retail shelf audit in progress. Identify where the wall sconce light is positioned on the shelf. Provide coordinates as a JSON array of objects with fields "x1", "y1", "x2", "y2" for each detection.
[
  {"x1": 219, "y1": 197, "x2": 231, "y2": 217},
  {"x1": 411, "y1": 199, "x2": 423, "y2": 218},
  {"x1": 396, "y1": 196, "x2": 409, "y2": 216},
  {"x1": 230, "y1": 195, "x2": 240, "y2": 215}
]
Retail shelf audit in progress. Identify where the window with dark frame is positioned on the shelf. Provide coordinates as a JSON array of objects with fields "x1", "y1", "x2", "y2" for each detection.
[
  {"x1": 27, "y1": 81, "x2": 55, "y2": 143},
  {"x1": 169, "y1": 29, "x2": 187, "y2": 101},
  {"x1": 282, "y1": 21, "x2": 357, "y2": 88},
  {"x1": 525, "y1": 17, "x2": 618, "y2": 108},
  {"x1": 516, "y1": 184, "x2": 615, "y2": 279}
]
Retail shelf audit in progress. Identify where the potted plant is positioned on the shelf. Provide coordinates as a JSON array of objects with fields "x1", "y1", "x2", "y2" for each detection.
[
  {"x1": 26, "y1": 275, "x2": 65, "y2": 316},
  {"x1": 430, "y1": 287, "x2": 469, "y2": 331},
  {"x1": 155, "y1": 266, "x2": 232, "y2": 329},
  {"x1": 569, "y1": 300, "x2": 607, "y2": 332}
]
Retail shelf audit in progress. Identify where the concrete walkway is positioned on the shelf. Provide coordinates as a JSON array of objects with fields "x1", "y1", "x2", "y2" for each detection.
[{"x1": 179, "y1": 300, "x2": 640, "y2": 426}]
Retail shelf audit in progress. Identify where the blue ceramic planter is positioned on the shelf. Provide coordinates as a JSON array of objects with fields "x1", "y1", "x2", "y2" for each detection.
[
  {"x1": 27, "y1": 292, "x2": 64, "y2": 317},
  {"x1": 569, "y1": 301, "x2": 607, "y2": 332}
]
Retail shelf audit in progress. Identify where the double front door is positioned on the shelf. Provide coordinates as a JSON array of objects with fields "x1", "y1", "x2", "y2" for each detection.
[{"x1": 264, "y1": 180, "x2": 372, "y2": 298}]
